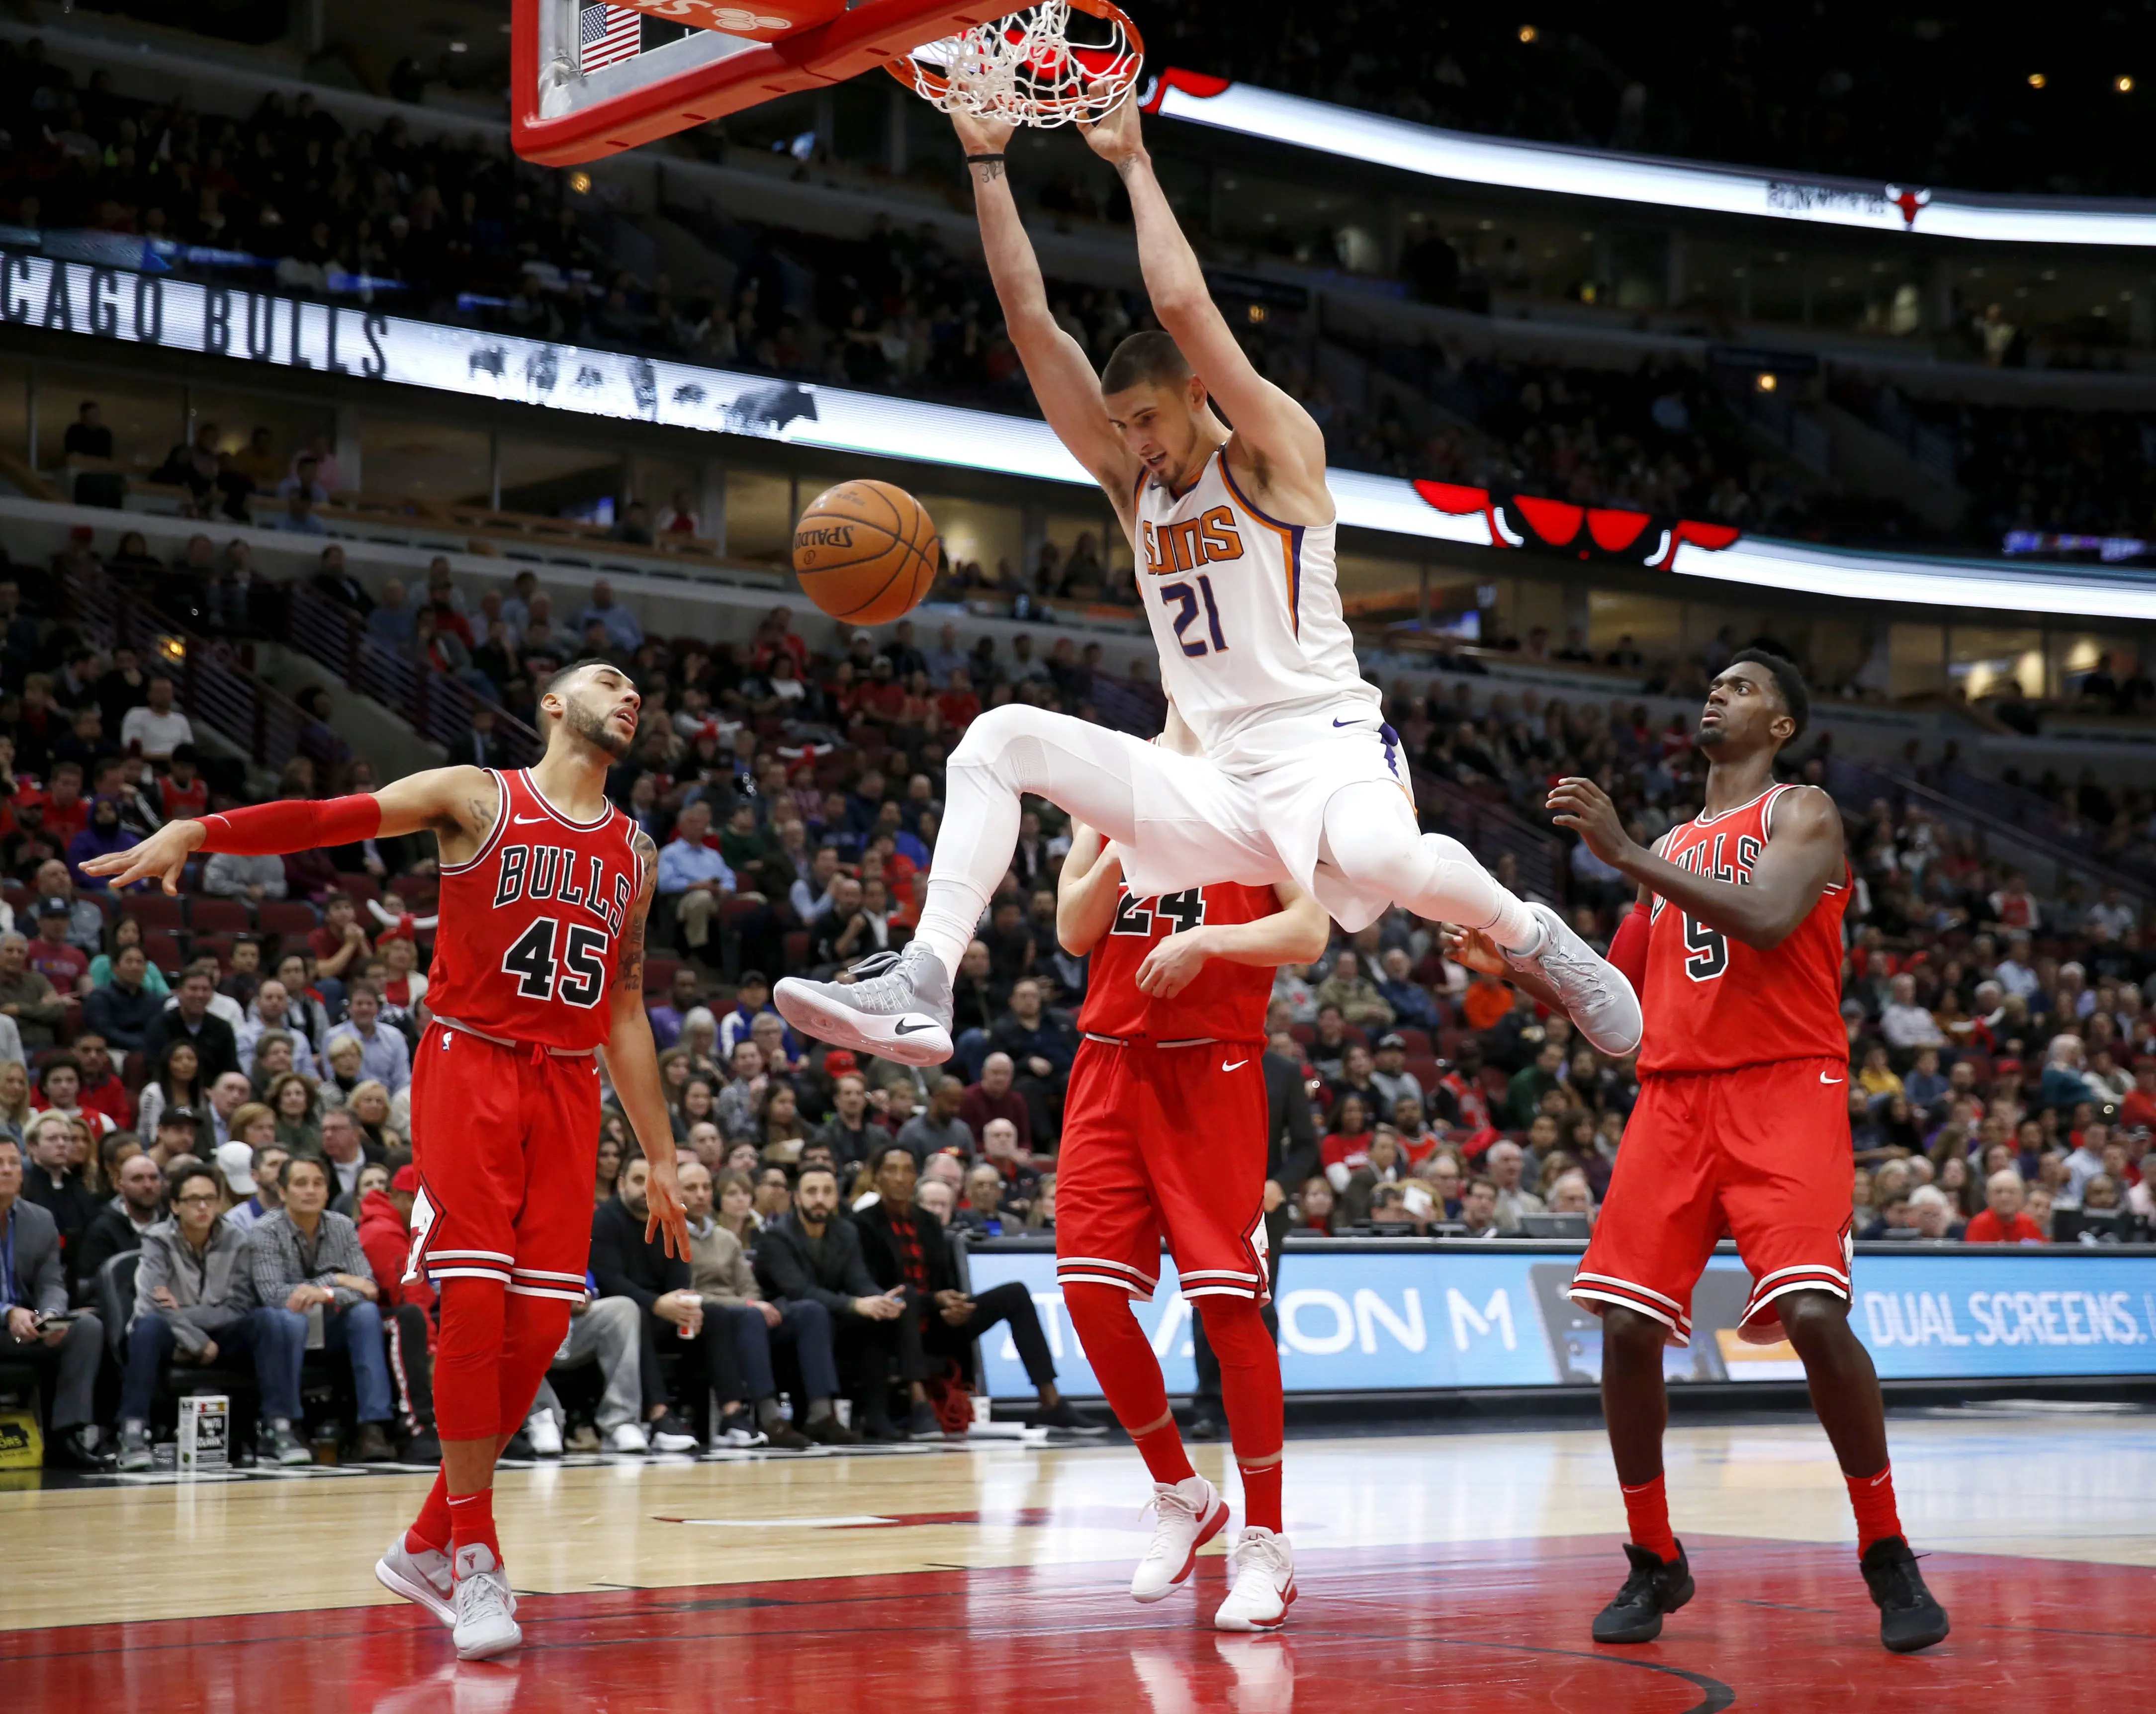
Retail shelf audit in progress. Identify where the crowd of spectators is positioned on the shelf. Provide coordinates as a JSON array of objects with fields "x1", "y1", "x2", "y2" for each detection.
[
  {"x1": 1148, "y1": 3, "x2": 2156, "y2": 199},
  {"x1": 2, "y1": 518, "x2": 2154, "y2": 1467}
]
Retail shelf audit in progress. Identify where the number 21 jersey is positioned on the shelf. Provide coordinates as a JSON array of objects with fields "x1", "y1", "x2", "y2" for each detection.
[
  {"x1": 1638, "y1": 783, "x2": 1850, "y2": 1075},
  {"x1": 427, "y1": 768, "x2": 644, "y2": 1051},
  {"x1": 1131, "y1": 448, "x2": 1380, "y2": 756}
]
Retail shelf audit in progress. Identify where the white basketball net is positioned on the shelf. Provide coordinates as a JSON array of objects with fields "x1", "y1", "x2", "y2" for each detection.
[{"x1": 900, "y1": 0, "x2": 1142, "y2": 129}]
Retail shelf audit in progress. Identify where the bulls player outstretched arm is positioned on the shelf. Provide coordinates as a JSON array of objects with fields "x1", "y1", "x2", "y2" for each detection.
[
  {"x1": 600, "y1": 830, "x2": 690, "y2": 1260},
  {"x1": 82, "y1": 765, "x2": 499, "y2": 892},
  {"x1": 952, "y1": 111, "x2": 1136, "y2": 507},
  {"x1": 1056, "y1": 822, "x2": 1126, "y2": 956},
  {"x1": 1549, "y1": 776, "x2": 1843, "y2": 950},
  {"x1": 1079, "y1": 98, "x2": 1332, "y2": 520},
  {"x1": 1135, "y1": 879, "x2": 1331, "y2": 1001}
]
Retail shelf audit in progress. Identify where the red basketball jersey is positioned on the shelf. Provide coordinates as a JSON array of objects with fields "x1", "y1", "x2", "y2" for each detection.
[
  {"x1": 425, "y1": 769, "x2": 644, "y2": 1052},
  {"x1": 1078, "y1": 880, "x2": 1278, "y2": 1044},
  {"x1": 1638, "y1": 783, "x2": 1850, "y2": 1075}
]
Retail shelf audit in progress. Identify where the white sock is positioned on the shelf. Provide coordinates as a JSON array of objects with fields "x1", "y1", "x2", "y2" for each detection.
[{"x1": 913, "y1": 877, "x2": 990, "y2": 983}]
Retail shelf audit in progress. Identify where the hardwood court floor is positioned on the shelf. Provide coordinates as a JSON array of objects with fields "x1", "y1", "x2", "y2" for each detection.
[{"x1": 5, "y1": 1409, "x2": 2154, "y2": 1711}]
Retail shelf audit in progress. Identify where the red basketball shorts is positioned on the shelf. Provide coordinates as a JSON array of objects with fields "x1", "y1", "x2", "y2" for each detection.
[
  {"x1": 1571, "y1": 1056, "x2": 1855, "y2": 1346},
  {"x1": 1055, "y1": 1037, "x2": 1271, "y2": 1305},
  {"x1": 405, "y1": 1022, "x2": 604, "y2": 1304}
]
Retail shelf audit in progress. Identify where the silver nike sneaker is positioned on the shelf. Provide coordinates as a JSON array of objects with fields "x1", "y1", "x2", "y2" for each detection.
[
  {"x1": 774, "y1": 944, "x2": 955, "y2": 1066},
  {"x1": 1502, "y1": 902, "x2": 1643, "y2": 1057}
]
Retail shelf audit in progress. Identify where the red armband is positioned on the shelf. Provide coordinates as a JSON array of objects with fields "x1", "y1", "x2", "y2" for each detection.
[
  {"x1": 1608, "y1": 903, "x2": 1649, "y2": 995},
  {"x1": 196, "y1": 794, "x2": 382, "y2": 857}
]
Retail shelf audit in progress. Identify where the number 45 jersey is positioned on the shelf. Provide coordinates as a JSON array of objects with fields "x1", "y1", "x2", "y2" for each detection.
[
  {"x1": 426, "y1": 768, "x2": 644, "y2": 1052},
  {"x1": 1638, "y1": 783, "x2": 1850, "y2": 1075},
  {"x1": 1077, "y1": 879, "x2": 1279, "y2": 1045}
]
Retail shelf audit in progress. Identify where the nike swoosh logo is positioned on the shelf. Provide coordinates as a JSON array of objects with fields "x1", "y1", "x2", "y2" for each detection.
[
  {"x1": 1332, "y1": 718, "x2": 1360, "y2": 728},
  {"x1": 893, "y1": 1020, "x2": 939, "y2": 1036},
  {"x1": 1820, "y1": 1073, "x2": 1844, "y2": 1084},
  {"x1": 1222, "y1": 1058, "x2": 1249, "y2": 1072},
  {"x1": 512, "y1": 814, "x2": 550, "y2": 825}
]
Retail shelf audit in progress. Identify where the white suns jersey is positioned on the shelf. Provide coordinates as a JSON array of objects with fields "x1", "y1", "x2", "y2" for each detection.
[{"x1": 1130, "y1": 448, "x2": 1380, "y2": 755}]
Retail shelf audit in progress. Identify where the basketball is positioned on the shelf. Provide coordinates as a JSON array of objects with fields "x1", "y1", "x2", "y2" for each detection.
[{"x1": 792, "y1": 479, "x2": 940, "y2": 626}]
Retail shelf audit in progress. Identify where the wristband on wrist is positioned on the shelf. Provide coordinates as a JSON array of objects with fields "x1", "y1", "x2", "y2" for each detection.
[{"x1": 965, "y1": 152, "x2": 1006, "y2": 164}]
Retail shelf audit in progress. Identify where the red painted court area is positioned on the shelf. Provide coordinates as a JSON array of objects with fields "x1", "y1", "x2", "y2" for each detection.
[{"x1": 8, "y1": 1536, "x2": 2149, "y2": 1713}]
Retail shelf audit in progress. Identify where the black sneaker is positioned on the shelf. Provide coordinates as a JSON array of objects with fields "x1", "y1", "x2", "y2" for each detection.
[
  {"x1": 1036, "y1": 1399, "x2": 1107, "y2": 1435},
  {"x1": 351, "y1": 1423, "x2": 397, "y2": 1464},
  {"x1": 1183, "y1": 1408, "x2": 1225, "y2": 1443},
  {"x1": 763, "y1": 1422, "x2": 814, "y2": 1451},
  {"x1": 904, "y1": 1400, "x2": 946, "y2": 1441},
  {"x1": 50, "y1": 1426, "x2": 116, "y2": 1471},
  {"x1": 650, "y1": 1412, "x2": 703, "y2": 1454},
  {"x1": 1593, "y1": 1542, "x2": 1694, "y2": 1644},
  {"x1": 860, "y1": 1411, "x2": 903, "y2": 1443},
  {"x1": 1861, "y1": 1536, "x2": 1950, "y2": 1653}
]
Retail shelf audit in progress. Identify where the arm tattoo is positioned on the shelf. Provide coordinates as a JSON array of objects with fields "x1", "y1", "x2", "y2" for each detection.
[
  {"x1": 970, "y1": 159, "x2": 1007, "y2": 184},
  {"x1": 617, "y1": 830, "x2": 658, "y2": 998}
]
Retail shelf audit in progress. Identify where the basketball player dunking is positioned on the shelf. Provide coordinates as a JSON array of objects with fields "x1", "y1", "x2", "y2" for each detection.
[
  {"x1": 1460, "y1": 652, "x2": 1948, "y2": 1654},
  {"x1": 773, "y1": 96, "x2": 1640, "y2": 1070},
  {"x1": 1055, "y1": 772, "x2": 1329, "y2": 1629},
  {"x1": 87, "y1": 660, "x2": 688, "y2": 1662}
]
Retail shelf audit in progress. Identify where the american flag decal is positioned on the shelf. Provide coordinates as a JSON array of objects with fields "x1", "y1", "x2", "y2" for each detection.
[{"x1": 579, "y1": 3, "x2": 643, "y2": 72}]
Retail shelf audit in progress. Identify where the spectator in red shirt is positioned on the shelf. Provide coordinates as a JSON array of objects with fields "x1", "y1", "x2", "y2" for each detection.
[
  {"x1": 27, "y1": 900, "x2": 89, "y2": 994},
  {"x1": 2120, "y1": 1058, "x2": 2156, "y2": 1139},
  {"x1": 34, "y1": 761, "x2": 91, "y2": 850},
  {"x1": 936, "y1": 667, "x2": 981, "y2": 733},
  {"x1": 308, "y1": 891, "x2": 372, "y2": 988},
  {"x1": 1964, "y1": 1169, "x2": 2047, "y2": 1244},
  {"x1": 71, "y1": 1033, "x2": 135, "y2": 1131},
  {"x1": 1319, "y1": 1091, "x2": 1375, "y2": 1187},
  {"x1": 959, "y1": 1052, "x2": 1032, "y2": 1154},
  {"x1": 157, "y1": 744, "x2": 209, "y2": 821}
]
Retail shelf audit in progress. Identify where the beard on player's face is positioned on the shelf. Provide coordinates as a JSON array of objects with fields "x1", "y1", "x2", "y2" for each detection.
[{"x1": 561, "y1": 691, "x2": 633, "y2": 760}]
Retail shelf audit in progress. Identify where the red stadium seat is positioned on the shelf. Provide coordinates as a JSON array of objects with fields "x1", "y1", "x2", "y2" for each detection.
[
  {"x1": 643, "y1": 956, "x2": 680, "y2": 996},
  {"x1": 1289, "y1": 1023, "x2": 1316, "y2": 1046},
  {"x1": 1342, "y1": 1025, "x2": 1369, "y2": 1049},
  {"x1": 783, "y1": 930, "x2": 809, "y2": 971},
  {"x1": 141, "y1": 929, "x2": 185, "y2": 976},
  {"x1": 1403, "y1": 1056, "x2": 1443, "y2": 1097},
  {"x1": 1395, "y1": 1028, "x2": 1432, "y2": 1056},
  {"x1": 336, "y1": 872, "x2": 382, "y2": 906},
  {"x1": 190, "y1": 934, "x2": 236, "y2": 971},
  {"x1": 124, "y1": 893, "x2": 185, "y2": 931},
  {"x1": 258, "y1": 901, "x2": 318, "y2": 940},
  {"x1": 1437, "y1": 1029, "x2": 1468, "y2": 1060},
  {"x1": 122, "y1": 1051, "x2": 146, "y2": 1093},
  {"x1": 187, "y1": 897, "x2": 252, "y2": 934},
  {"x1": 1479, "y1": 1065, "x2": 1510, "y2": 1103}
]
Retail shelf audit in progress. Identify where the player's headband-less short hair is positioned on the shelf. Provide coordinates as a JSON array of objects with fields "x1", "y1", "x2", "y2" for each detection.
[
  {"x1": 1100, "y1": 331, "x2": 1193, "y2": 395},
  {"x1": 1728, "y1": 647, "x2": 1810, "y2": 741}
]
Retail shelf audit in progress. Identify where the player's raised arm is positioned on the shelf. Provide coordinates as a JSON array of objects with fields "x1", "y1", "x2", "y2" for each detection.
[
  {"x1": 1056, "y1": 820, "x2": 1126, "y2": 956},
  {"x1": 1548, "y1": 776, "x2": 1843, "y2": 949},
  {"x1": 1080, "y1": 96, "x2": 1332, "y2": 521},
  {"x1": 81, "y1": 764, "x2": 499, "y2": 895},
  {"x1": 599, "y1": 828, "x2": 689, "y2": 1260},
  {"x1": 955, "y1": 110, "x2": 1137, "y2": 503}
]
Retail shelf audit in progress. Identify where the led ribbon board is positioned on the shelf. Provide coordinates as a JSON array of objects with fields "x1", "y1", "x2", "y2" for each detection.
[
  {"x1": 3, "y1": 250, "x2": 2147, "y2": 620},
  {"x1": 1142, "y1": 69, "x2": 2156, "y2": 248}
]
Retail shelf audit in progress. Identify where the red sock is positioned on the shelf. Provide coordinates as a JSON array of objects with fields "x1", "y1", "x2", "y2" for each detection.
[
  {"x1": 448, "y1": 1488, "x2": 501, "y2": 1570},
  {"x1": 1238, "y1": 1459, "x2": 1284, "y2": 1534},
  {"x1": 1061, "y1": 1282, "x2": 1194, "y2": 1484},
  {"x1": 406, "y1": 1468, "x2": 451, "y2": 1555},
  {"x1": 1845, "y1": 1464, "x2": 1902, "y2": 1555},
  {"x1": 1132, "y1": 1415, "x2": 1198, "y2": 1486},
  {"x1": 1621, "y1": 1474, "x2": 1680, "y2": 1564}
]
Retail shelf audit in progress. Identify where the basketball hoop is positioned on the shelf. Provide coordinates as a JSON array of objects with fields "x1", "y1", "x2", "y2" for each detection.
[{"x1": 892, "y1": 0, "x2": 1143, "y2": 129}]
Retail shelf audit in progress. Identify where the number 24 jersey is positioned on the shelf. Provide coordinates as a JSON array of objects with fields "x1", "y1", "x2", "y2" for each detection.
[
  {"x1": 1077, "y1": 879, "x2": 1279, "y2": 1045},
  {"x1": 1638, "y1": 783, "x2": 1850, "y2": 1076},
  {"x1": 426, "y1": 768, "x2": 645, "y2": 1052}
]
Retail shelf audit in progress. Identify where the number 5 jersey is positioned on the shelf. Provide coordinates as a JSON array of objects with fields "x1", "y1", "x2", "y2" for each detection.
[
  {"x1": 1638, "y1": 782, "x2": 1850, "y2": 1075},
  {"x1": 425, "y1": 768, "x2": 644, "y2": 1051}
]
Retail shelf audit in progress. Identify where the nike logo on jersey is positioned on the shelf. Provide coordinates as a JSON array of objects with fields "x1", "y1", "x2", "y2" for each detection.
[
  {"x1": 512, "y1": 814, "x2": 551, "y2": 825},
  {"x1": 1222, "y1": 1058, "x2": 1249, "y2": 1072},
  {"x1": 1820, "y1": 1072, "x2": 1844, "y2": 1084}
]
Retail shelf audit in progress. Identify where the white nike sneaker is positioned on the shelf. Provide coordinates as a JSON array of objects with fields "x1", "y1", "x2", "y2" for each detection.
[
  {"x1": 525, "y1": 1412, "x2": 564, "y2": 1458},
  {"x1": 451, "y1": 1543, "x2": 523, "y2": 1661},
  {"x1": 774, "y1": 945, "x2": 953, "y2": 1067},
  {"x1": 1213, "y1": 1527, "x2": 1297, "y2": 1631},
  {"x1": 1501, "y1": 902, "x2": 1643, "y2": 1056},
  {"x1": 375, "y1": 1532, "x2": 455, "y2": 1625},
  {"x1": 608, "y1": 1421, "x2": 651, "y2": 1455},
  {"x1": 1130, "y1": 1474, "x2": 1229, "y2": 1603}
]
